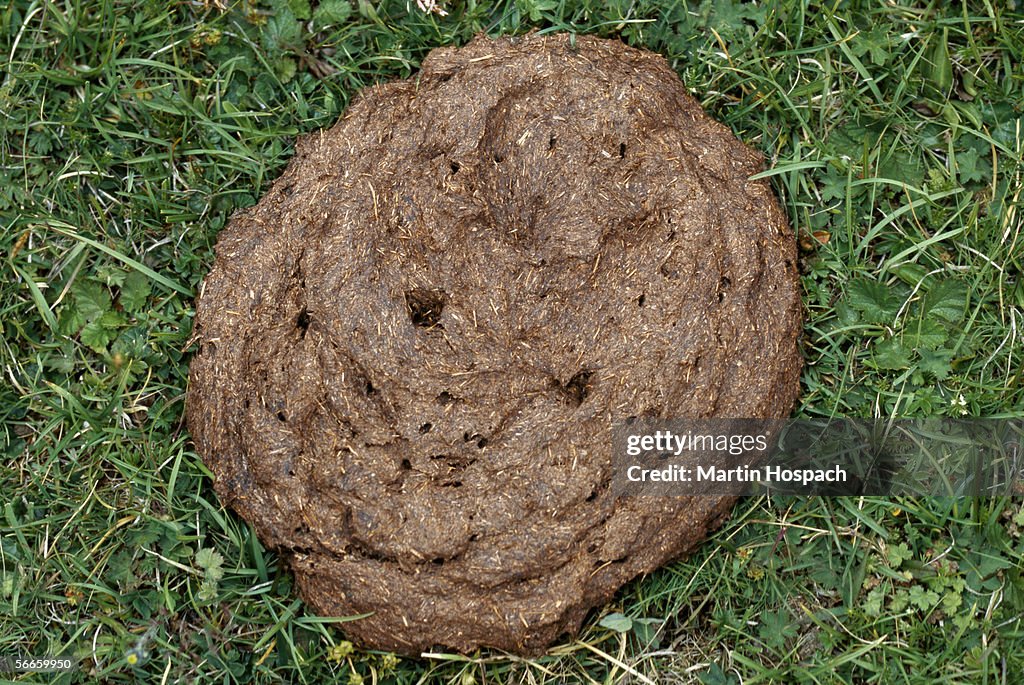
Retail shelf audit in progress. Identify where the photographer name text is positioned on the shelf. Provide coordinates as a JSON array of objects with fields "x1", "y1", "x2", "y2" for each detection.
[{"x1": 625, "y1": 463, "x2": 848, "y2": 485}]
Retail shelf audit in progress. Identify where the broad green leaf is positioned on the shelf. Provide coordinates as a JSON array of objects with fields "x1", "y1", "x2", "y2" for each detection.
[
  {"x1": 863, "y1": 586, "x2": 885, "y2": 616},
  {"x1": 908, "y1": 585, "x2": 940, "y2": 611},
  {"x1": 598, "y1": 612, "x2": 632, "y2": 633},
  {"x1": 851, "y1": 26, "x2": 891, "y2": 67},
  {"x1": 288, "y1": 0, "x2": 311, "y2": 20},
  {"x1": 886, "y1": 542, "x2": 913, "y2": 568},
  {"x1": 877, "y1": 149, "x2": 926, "y2": 188},
  {"x1": 196, "y1": 548, "x2": 225, "y2": 580},
  {"x1": 757, "y1": 608, "x2": 797, "y2": 649},
  {"x1": 871, "y1": 338, "x2": 911, "y2": 370},
  {"x1": 73, "y1": 281, "x2": 111, "y2": 321},
  {"x1": 99, "y1": 310, "x2": 126, "y2": 329},
  {"x1": 847, "y1": 279, "x2": 898, "y2": 324},
  {"x1": 920, "y1": 279, "x2": 968, "y2": 323},
  {"x1": 106, "y1": 551, "x2": 135, "y2": 585},
  {"x1": 917, "y1": 348, "x2": 953, "y2": 379},
  {"x1": 313, "y1": 0, "x2": 352, "y2": 26},
  {"x1": 120, "y1": 271, "x2": 152, "y2": 313},
  {"x1": 835, "y1": 301, "x2": 860, "y2": 326},
  {"x1": 941, "y1": 589, "x2": 963, "y2": 614},
  {"x1": 699, "y1": 663, "x2": 738, "y2": 685},
  {"x1": 46, "y1": 343, "x2": 76, "y2": 374},
  {"x1": 631, "y1": 617, "x2": 662, "y2": 648},
  {"x1": 276, "y1": 56, "x2": 297, "y2": 83},
  {"x1": 96, "y1": 264, "x2": 128, "y2": 288},
  {"x1": 112, "y1": 325, "x2": 149, "y2": 358},
  {"x1": 902, "y1": 317, "x2": 947, "y2": 350},
  {"x1": 80, "y1": 320, "x2": 117, "y2": 352},
  {"x1": 820, "y1": 166, "x2": 855, "y2": 203},
  {"x1": 701, "y1": 0, "x2": 766, "y2": 37},
  {"x1": 262, "y1": 10, "x2": 301, "y2": 53},
  {"x1": 58, "y1": 303, "x2": 86, "y2": 336},
  {"x1": 957, "y1": 148, "x2": 988, "y2": 184},
  {"x1": 520, "y1": 0, "x2": 558, "y2": 22}
]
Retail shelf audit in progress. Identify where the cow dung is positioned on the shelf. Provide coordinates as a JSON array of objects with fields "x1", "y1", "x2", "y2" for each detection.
[{"x1": 186, "y1": 32, "x2": 802, "y2": 655}]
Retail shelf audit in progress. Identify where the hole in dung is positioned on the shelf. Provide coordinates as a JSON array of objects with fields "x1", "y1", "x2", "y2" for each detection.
[
  {"x1": 718, "y1": 276, "x2": 731, "y2": 303},
  {"x1": 296, "y1": 307, "x2": 310, "y2": 333},
  {"x1": 463, "y1": 431, "x2": 488, "y2": 448},
  {"x1": 563, "y1": 370, "x2": 593, "y2": 406},
  {"x1": 405, "y1": 288, "x2": 447, "y2": 329}
]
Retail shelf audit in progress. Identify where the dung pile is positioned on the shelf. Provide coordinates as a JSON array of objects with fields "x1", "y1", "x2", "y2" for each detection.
[{"x1": 186, "y1": 32, "x2": 802, "y2": 655}]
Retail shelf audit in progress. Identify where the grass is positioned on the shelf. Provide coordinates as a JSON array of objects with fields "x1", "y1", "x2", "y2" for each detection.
[{"x1": 1, "y1": 0, "x2": 1022, "y2": 682}]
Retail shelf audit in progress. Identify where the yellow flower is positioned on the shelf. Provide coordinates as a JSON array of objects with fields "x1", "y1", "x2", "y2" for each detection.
[{"x1": 327, "y1": 641, "x2": 354, "y2": 662}]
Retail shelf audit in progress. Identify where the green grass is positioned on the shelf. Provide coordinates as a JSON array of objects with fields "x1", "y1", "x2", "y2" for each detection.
[{"x1": 2, "y1": 0, "x2": 1022, "y2": 682}]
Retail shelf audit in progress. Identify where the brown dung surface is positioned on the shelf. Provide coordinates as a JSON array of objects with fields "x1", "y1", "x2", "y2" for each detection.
[{"x1": 186, "y1": 32, "x2": 803, "y2": 655}]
